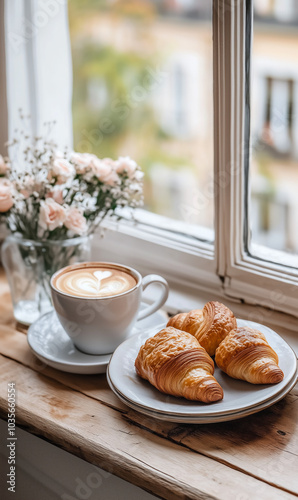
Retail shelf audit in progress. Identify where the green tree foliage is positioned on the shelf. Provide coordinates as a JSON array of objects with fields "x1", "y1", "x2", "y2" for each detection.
[{"x1": 72, "y1": 43, "x2": 158, "y2": 159}]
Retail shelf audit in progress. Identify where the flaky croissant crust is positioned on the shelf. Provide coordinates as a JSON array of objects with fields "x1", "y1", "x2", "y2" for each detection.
[
  {"x1": 215, "y1": 327, "x2": 284, "y2": 384},
  {"x1": 135, "y1": 327, "x2": 223, "y2": 403},
  {"x1": 167, "y1": 301, "x2": 237, "y2": 356}
]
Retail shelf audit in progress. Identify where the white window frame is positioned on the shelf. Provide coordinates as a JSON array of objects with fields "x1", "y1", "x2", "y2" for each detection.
[
  {"x1": 2, "y1": 0, "x2": 298, "y2": 318},
  {"x1": 214, "y1": 0, "x2": 298, "y2": 316}
]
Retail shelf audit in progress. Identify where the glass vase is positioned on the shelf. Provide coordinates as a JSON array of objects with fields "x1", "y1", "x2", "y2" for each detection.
[{"x1": 1, "y1": 234, "x2": 91, "y2": 325}]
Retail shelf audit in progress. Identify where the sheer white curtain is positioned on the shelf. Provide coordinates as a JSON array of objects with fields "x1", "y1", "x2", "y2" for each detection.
[
  {"x1": 0, "y1": 0, "x2": 8, "y2": 156},
  {"x1": 4, "y1": 0, "x2": 73, "y2": 149}
]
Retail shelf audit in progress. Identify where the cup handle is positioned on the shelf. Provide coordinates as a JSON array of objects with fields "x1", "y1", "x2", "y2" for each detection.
[{"x1": 137, "y1": 274, "x2": 169, "y2": 321}]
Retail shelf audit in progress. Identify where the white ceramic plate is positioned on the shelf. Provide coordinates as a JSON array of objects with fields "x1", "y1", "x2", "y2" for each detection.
[
  {"x1": 107, "y1": 366, "x2": 298, "y2": 423},
  {"x1": 27, "y1": 306, "x2": 167, "y2": 374},
  {"x1": 108, "y1": 319, "x2": 298, "y2": 417}
]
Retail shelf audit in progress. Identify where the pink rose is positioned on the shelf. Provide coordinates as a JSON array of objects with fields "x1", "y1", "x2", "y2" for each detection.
[
  {"x1": 46, "y1": 186, "x2": 64, "y2": 205},
  {"x1": 115, "y1": 156, "x2": 138, "y2": 178},
  {"x1": 103, "y1": 169, "x2": 119, "y2": 186},
  {"x1": 71, "y1": 152, "x2": 94, "y2": 174},
  {"x1": 0, "y1": 179, "x2": 13, "y2": 212},
  {"x1": 20, "y1": 188, "x2": 30, "y2": 199},
  {"x1": 39, "y1": 198, "x2": 66, "y2": 231},
  {"x1": 64, "y1": 207, "x2": 87, "y2": 235},
  {"x1": 91, "y1": 157, "x2": 111, "y2": 179},
  {"x1": 91, "y1": 158, "x2": 119, "y2": 186},
  {"x1": 101, "y1": 158, "x2": 116, "y2": 167},
  {"x1": 52, "y1": 157, "x2": 75, "y2": 184},
  {"x1": 0, "y1": 155, "x2": 9, "y2": 175}
]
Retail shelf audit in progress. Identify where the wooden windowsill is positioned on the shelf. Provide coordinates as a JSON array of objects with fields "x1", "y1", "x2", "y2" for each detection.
[{"x1": 0, "y1": 271, "x2": 297, "y2": 499}]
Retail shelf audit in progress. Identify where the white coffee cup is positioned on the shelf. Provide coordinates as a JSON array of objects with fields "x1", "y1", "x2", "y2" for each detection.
[{"x1": 50, "y1": 261, "x2": 169, "y2": 355}]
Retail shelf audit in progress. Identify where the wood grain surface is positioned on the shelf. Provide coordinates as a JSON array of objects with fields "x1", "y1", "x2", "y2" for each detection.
[{"x1": 0, "y1": 272, "x2": 297, "y2": 499}]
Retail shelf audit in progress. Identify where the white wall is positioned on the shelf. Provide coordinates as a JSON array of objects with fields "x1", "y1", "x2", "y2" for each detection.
[{"x1": 0, "y1": 419, "x2": 158, "y2": 500}]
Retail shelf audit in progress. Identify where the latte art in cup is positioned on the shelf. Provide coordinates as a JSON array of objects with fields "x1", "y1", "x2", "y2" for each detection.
[
  {"x1": 51, "y1": 261, "x2": 169, "y2": 354},
  {"x1": 54, "y1": 267, "x2": 137, "y2": 298}
]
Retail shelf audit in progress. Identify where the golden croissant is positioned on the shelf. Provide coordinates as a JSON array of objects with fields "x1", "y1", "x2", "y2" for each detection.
[
  {"x1": 135, "y1": 327, "x2": 224, "y2": 403},
  {"x1": 167, "y1": 301, "x2": 237, "y2": 357},
  {"x1": 215, "y1": 327, "x2": 284, "y2": 384}
]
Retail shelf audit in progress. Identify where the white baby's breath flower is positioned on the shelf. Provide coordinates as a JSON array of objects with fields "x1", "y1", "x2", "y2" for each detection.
[
  {"x1": 71, "y1": 178, "x2": 80, "y2": 189},
  {"x1": 83, "y1": 196, "x2": 96, "y2": 211},
  {"x1": 134, "y1": 170, "x2": 144, "y2": 181},
  {"x1": 130, "y1": 183, "x2": 143, "y2": 193},
  {"x1": 55, "y1": 150, "x2": 65, "y2": 159}
]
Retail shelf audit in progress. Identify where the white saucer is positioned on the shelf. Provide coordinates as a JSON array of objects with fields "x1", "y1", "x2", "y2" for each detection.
[
  {"x1": 27, "y1": 305, "x2": 167, "y2": 374},
  {"x1": 108, "y1": 319, "x2": 298, "y2": 418}
]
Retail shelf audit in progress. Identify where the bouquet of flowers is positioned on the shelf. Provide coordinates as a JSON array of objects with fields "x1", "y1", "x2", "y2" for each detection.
[
  {"x1": 0, "y1": 116, "x2": 144, "y2": 324},
  {"x1": 0, "y1": 122, "x2": 144, "y2": 240}
]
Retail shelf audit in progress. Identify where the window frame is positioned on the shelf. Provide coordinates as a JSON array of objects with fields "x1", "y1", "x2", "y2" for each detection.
[{"x1": 214, "y1": 0, "x2": 298, "y2": 316}]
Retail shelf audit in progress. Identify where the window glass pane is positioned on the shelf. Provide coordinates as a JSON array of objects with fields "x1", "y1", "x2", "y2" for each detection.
[
  {"x1": 69, "y1": 0, "x2": 214, "y2": 242},
  {"x1": 250, "y1": 0, "x2": 298, "y2": 263}
]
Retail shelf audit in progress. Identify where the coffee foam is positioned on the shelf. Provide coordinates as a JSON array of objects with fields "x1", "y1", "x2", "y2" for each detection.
[{"x1": 54, "y1": 267, "x2": 137, "y2": 298}]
